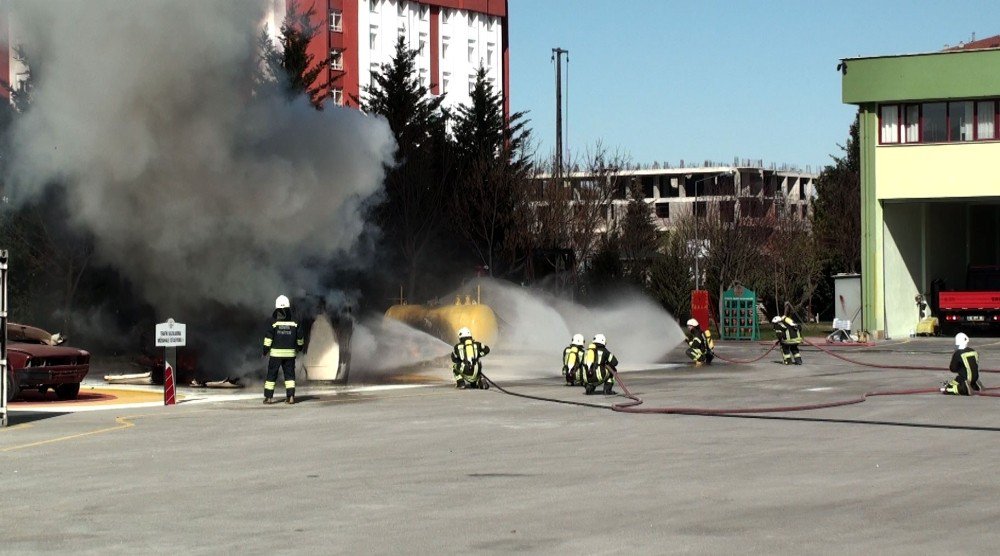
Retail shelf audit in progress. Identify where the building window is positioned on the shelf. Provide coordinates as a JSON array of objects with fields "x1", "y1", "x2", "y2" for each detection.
[
  {"x1": 370, "y1": 25, "x2": 378, "y2": 49},
  {"x1": 903, "y1": 104, "x2": 919, "y2": 143},
  {"x1": 331, "y1": 88, "x2": 344, "y2": 106},
  {"x1": 486, "y1": 43, "x2": 495, "y2": 67},
  {"x1": 370, "y1": 63, "x2": 380, "y2": 88},
  {"x1": 654, "y1": 202, "x2": 670, "y2": 218},
  {"x1": 398, "y1": 25, "x2": 406, "y2": 41},
  {"x1": 329, "y1": 49, "x2": 343, "y2": 71},
  {"x1": 467, "y1": 39, "x2": 475, "y2": 63},
  {"x1": 442, "y1": 72, "x2": 450, "y2": 94},
  {"x1": 419, "y1": 5, "x2": 428, "y2": 21},
  {"x1": 418, "y1": 32, "x2": 427, "y2": 56},
  {"x1": 419, "y1": 68, "x2": 428, "y2": 88},
  {"x1": 949, "y1": 101, "x2": 974, "y2": 141},
  {"x1": 397, "y1": 1, "x2": 405, "y2": 17},
  {"x1": 487, "y1": 16, "x2": 496, "y2": 31},
  {"x1": 442, "y1": 8, "x2": 451, "y2": 23},
  {"x1": 922, "y1": 102, "x2": 947, "y2": 142},
  {"x1": 468, "y1": 74, "x2": 476, "y2": 95},
  {"x1": 370, "y1": 0, "x2": 379, "y2": 14},
  {"x1": 467, "y1": 12, "x2": 474, "y2": 27},
  {"x1": 880, "y1": 105, "x2": 899, "y2": 144},
  {"x1": 442, "y1": 35, "x2": 450, "y2": 59},
  {"x1": 977, "y1": 100, "x2": 996, "y2": 140},
  {"x1": 330, "y1": 9, "x2": 342, "y2": 31}
]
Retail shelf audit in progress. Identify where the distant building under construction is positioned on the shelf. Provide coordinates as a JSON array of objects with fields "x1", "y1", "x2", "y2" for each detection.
[{"x1": 536, "y1": 162, "x2": 817, "y2": 232}]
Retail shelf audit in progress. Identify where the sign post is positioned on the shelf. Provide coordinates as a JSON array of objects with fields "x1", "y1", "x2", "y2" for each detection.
[
  {"x1": 1, "y1": 250, "x2": 9, "y2": 427},
  {"x1": 155, "y1": 318, "x2": 186, "y2": 406}
]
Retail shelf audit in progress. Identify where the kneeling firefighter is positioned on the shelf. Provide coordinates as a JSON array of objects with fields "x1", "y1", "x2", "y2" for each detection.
[
  {"x1": 684, "y1": 319, "x2": 714, "y2": 366},
  {"x1": 771, "y1": 315, "x2": 803, "y2": 365},
  {"x1": 452, "y1": 327, "x2": 491, "y2": 389},
  {"x1": 581, "y1": 334, "x2": 618, "y2": 395},
  {"x1": 263, "y1": 295, "x2": 304, "y2": 405},
  {"x1": 562, "y1": 334, "x2": 585, "y2": 386},
  {"x1": 942, "y1": 332, "x2": 983, "y2": 395}
]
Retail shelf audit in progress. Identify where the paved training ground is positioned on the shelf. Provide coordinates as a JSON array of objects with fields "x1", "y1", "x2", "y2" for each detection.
[{"x1": 3, "y1": 337, "x2": 1000, "y2": 554}]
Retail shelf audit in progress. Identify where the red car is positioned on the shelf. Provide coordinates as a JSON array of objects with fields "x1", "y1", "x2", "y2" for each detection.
[{"x1": 5, "y1": 323, "x2": 90, "y2": 402}]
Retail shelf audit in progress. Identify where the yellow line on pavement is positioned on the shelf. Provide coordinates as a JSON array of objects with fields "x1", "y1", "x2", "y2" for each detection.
[{"x1": 1, "y1": 416, "x2": 135, "y2": 453}]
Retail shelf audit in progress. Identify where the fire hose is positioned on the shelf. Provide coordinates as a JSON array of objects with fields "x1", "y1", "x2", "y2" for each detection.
[{"x1": 480, "y1": 338, "x2": 1000, "y2": 416}]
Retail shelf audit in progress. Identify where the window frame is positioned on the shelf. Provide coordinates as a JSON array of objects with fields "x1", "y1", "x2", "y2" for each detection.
[
  {"x1": 329, "y1": 49, "x2": 344, "y2": 71},
  {"x1": 878, "y1": 99, "x2": 1000, "y2": 145},
  {"x1": 330, "y1": 9, "x2": 343, "y2": 32}
]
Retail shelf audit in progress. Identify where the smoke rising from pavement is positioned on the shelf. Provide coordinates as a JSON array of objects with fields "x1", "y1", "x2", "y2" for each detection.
[{"x1": 6, "y1": 1, "x2": 395, "y2": 318}]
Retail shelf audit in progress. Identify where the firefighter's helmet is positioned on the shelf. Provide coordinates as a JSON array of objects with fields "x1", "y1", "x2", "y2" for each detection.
[
  {"x1": 955, "y1": 332, "x2": 970, "y2": 350},
  {"x1": 458, "y1": 327, "x2": 472, "y2": 340},
  {"x1": 686, "y1": 318, "x2": 699, "y2": 328},
  {"x1": 571, "y1": 334, "x2": 584, "y2": 347},
  {"x1": 593, "y1": 333, "x2": 607, "y2": 345},
  {"x1": 275, "y1": 295, "x2": 291, "y2": 309}
]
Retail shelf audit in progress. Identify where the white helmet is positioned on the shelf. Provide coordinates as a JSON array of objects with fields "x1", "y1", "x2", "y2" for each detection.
[
  {"x1": 571, "y1": 334, "x2": 584, "y2": 347},
  {"x1": 955, "y1": 332, "x2": 969, "y2": 350},
  {"x1": 771, "y1": 315, "x2": 782, "y2": 324},
  {"x1": 593, "y1": 333, "x2": 606, "y2": 345},
  {"x1": 686, "y1": 318, "x2": 699, "y2": 328},
  {"x1": 275, "y1": 295, "x2": 291, "y2": 309},
  {"x1": 458, "y1": 327, "x2": 472, "y2": 340}
]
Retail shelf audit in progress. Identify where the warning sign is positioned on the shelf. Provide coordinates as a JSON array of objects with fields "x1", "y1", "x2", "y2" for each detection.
[{"x1": 155, "y1": 318, "x2": 187, "y2": 347}]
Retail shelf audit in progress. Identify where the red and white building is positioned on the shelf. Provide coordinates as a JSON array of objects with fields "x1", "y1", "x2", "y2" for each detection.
[{"x1": 265, "y1": 0, "x2": 509, "y2": 114}]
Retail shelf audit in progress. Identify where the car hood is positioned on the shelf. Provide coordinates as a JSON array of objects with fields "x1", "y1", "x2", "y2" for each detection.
[{"x1": 8, "y1": 342, "x2": 90, "y2": 358}]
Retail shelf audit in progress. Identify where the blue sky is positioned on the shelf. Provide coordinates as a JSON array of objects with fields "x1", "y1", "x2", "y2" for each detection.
[{"x1": 507, "y1": 0, "x2": 1000, "y2": 172}]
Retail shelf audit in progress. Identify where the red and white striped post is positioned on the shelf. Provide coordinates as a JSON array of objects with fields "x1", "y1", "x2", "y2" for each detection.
[{"x1": 155, "y1": 318, "x2": 186, "y2": 406}]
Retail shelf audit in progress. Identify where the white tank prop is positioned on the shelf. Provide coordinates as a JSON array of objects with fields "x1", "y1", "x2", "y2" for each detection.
[{"x1": 304, "y1": 315, "x2": 348, "y2": 383}]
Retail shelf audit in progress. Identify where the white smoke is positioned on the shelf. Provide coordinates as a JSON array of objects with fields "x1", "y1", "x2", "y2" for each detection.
[
  {"x1": 477, "y1": 279, "x2": 686, "y2": 363},
  {"x1": 6, "y1": 1, "x2": 395, "y2": 315}
]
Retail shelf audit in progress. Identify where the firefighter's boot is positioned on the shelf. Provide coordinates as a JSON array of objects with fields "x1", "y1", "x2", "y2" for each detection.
[{"x1": 603, "y1": 382, "x2": 616, "y2": 395}]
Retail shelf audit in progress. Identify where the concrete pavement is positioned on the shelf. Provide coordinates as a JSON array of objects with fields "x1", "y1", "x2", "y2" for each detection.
[{"x1": 2, "y1": 336, "x2": 999, "y2": 554}]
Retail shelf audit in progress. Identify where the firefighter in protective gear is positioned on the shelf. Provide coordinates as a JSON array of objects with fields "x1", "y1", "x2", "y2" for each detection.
[
  {"x1": 452, "y1": 327, "x2": 491, "y2": 389},
  {"x1": 263, "y1": 295, "x2": 304, "y2": 404},
  {"x1": 562, "y1": 334, "x2": 585, "y2": 386},
  {"x1": 772, "y1": 315, "x2": 803, "y2": 365},
  {"x1": 684, "y1": 318, "x2": 714, "y2": 366},
  {"x1": 581, "y1": 334, "x2": 618, "y2": 395},
  {"x1": 942, "y1": 333, "x2": 982, "y2": 395}
]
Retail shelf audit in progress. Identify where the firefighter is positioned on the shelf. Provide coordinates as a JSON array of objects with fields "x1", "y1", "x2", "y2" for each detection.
[
  {"x1": 562, "y1": 334, "x2": 585, "y2": 386},
  {"x1": 771, "y1": 315, "x2": 803, "y2": 365},
  {"x1": 581, "y1": 334, "x2": 618, "y2": 395},
  {"x1": 263, "y1": 295, "x2": 304, "y2": 404},
  {"x1": 684, "y1": 318, "x2": 714, "y2": 366},
  {"x1": 452, "y1": 327, "x2": 490, "y2": 389},
  {"x1": 942, "y1": 332, "x2": 982, "y2": 395}
]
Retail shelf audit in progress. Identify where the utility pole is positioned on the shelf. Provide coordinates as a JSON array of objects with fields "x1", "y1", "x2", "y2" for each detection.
[{"x1": 552, "y1": 47, "x2": 568, "y2": 186}]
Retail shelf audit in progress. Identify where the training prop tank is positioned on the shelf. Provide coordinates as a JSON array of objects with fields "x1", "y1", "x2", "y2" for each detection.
[
  {"x1": 384, "y1": 295, "x2": 499, "y2": 345},
  {"x1": 303, "y1": 315, "x2": 348, "y2": 383}
]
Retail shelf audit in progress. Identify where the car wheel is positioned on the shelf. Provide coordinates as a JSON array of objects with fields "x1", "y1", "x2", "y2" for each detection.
[
  {"x1": 5, "y1": 373, "x2": 19, "y2": 403},
  {"x1": 55, "y1": 383, "x2": 81, "y2": 401}
]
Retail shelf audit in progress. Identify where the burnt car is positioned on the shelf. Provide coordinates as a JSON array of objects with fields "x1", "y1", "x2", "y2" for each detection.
[{"x1": 5, "y1": 323, "x2": 90, "y2": 402}]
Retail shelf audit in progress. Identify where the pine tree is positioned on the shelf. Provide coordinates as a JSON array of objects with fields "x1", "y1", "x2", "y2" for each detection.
[
  {"x1": 451, "y1": 67, "x2": 529, "y2": 170},
  {"x1": 359, "y1": 37, "x2": 452, "y2": 298},
  {"x1": 257, "y1": 0, "x2": 330, "y2": 107},
  {"x1": 812, "y1": 111, "x2": 861, "y2": 273}
]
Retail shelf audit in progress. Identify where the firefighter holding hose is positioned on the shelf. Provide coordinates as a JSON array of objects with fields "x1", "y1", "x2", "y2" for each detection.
[
  {"x1": 581, "y1": 334, "x2": 618, "y2": 395},
  {"x1": 771, "y1": 315, "x2": 803, "y2": 365},
  {"x1": 684, "y1": 319, "x2": 714, "y2": 367},
  {"x1": 942, "y1": 332, "x2": 982, "y2": 395},
  {"x1": 452, "y1": 327, "x2": 490, "y2": 389},
  {"x1": 262, "y1": 295, "x2": 304, "y2": 405},
  {"x1": 562, "y1": 333, "x2": 585, "y2": 386}
]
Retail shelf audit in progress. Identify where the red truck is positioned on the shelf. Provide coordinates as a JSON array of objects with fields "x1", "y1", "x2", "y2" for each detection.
[{"x1": 937, "y1": 265, "x2": 1000, "y2": 333}]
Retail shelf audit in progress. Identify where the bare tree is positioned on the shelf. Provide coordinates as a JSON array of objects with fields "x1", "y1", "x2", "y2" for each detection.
[{"x1": 758, "y1": 210, "x2": 823, "y2": 318}]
